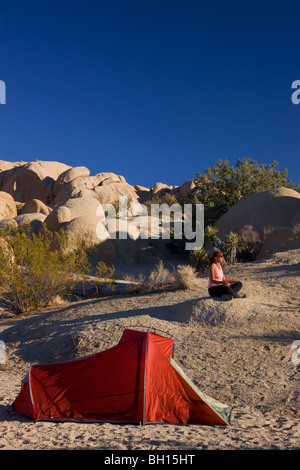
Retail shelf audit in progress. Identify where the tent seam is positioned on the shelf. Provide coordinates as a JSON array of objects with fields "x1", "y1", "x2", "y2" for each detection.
[{"x1": 142, "y1": 332, "x2": 149, "y2": 425}]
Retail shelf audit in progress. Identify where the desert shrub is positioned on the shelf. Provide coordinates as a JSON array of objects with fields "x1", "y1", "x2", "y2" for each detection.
[
  {"x1": 204, "y1": 225, "x2": 218, "y2": 242},
  {"x1": 124, "y1": 261, "x2": 200, "y2": 294},
  {"x1": 146, "y1": 261, "x2": 175, "y2": 291},
  {"x1": 173, "y1": 264, "x2": 200, "y2": 290},
  {"x1": 0, "y1": 227, "x2": 113, "y2": 314},
  {"x1": 237, "y1": 225, "x2": 263, "y2": 261},
  {"x1": 95, "y1": 261, "x2": 115, "y2": 292},
  {"x1": 224, "y1": 231, "x2": 239, "y2": 264},
  {"x1": 189, "y1": 247, "x2": 208, "y2": 273},
  {"x1": 123, "y1": 272, "x2": 147, "y2": 294}
]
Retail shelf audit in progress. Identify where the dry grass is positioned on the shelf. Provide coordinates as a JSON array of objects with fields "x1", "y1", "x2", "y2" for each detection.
[{"x1": 123, "y1": 261, "x2": 200, "y2": 294}]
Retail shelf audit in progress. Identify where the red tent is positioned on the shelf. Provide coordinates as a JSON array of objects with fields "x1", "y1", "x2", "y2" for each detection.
[{"x1": 13, "y1": 328, "x2": 232, "y2": 425}]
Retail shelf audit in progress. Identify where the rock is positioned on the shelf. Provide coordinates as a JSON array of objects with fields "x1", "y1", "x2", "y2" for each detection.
[
  {"x1": 0, "y1": 160, "x2": 25, "y2": 187},
  {"x1": 0, "y1": 191, "x2": 17, "y2": 219},
  {"x1": 174, "y1": 296, "x2": 266, "y2": 327},
  {"x1": 96, "y1": 172, "x2": 125, "y2": 185},
  {"x1": 53, "y1": 171, "x2": 131, "y2": 205},
  {"x1": 44, "y1": 197, "x2": 107, "y2": 248},
  {"x1": 152, "y1": 182, "x2": 172, "y2": 194},
  {"x1": 179, "y1": 179, "x2": 196, "y2": 198},
  {"x1": 0, "y1": 237, "x2": 15, "y2": 264},
  {"x1": 289, "y1": 209, "x2": 300, "y2": 229},
  {"x1": 134, "y1": 185, "x2": 149, "y2": 192},
  {"x1": 53, "y1": 166, "x2": 90, "y2": 196},
  {"x1": 0, "y1": 218, "x2": 18, "y2": 230},
  {"x1": 215, "y1": 187, "x2": 300, "y2": 240},
  {"x1": 0, "y1": 161, "x2": 70, "y2": 204},
  {"x1": 19, "y1": 199, "x2": 52, "y2": 216},
  {"x1": 257, "y1": 227, "x2": 300, "y2": 259},
  {"x1": 72, "y1": 189, "x2": 98, "y2": 200},
  {"x1": 94, "y1": 182, "x2": 138, "y2": 205},
  {"x1": 53, "y1": 176, "x2": 96, "y2": 205},
  {"x1": 88, "y1": 237, "x2": 141, "y2": 266},
  {"x1": 14, "y1": 213, "x2": 46, "y2": 234}
]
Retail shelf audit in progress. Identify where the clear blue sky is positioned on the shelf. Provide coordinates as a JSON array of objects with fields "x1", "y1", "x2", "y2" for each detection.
[{"x1": 1, "y1": 0, "x2": 300, "y2": 188}]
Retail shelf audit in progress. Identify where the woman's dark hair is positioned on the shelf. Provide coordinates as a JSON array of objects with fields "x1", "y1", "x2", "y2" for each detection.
[{"x1": 209, "y1": 250, "x2": 223, "y2": 266}]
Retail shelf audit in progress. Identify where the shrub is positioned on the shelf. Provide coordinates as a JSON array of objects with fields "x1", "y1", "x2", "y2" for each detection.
[
  {"x1": 146, "y1": 261, "x2": 175, "y2": 291},
  {"x1": 237, "y1": 225, "x2": 263, "y2": 261},
  {"x1": 0, "y1": 227, "x2": 113, "y2": 314},
  {"x1": 190, "y1": 247, "x2": 208, "y2": 273},
  {"x1": 173, "y1": 264, "x2": 200, "y2": 290},
  {"x1": 124, "y1": 261, "x2": 200, "y2": 294},
  {"x1": 204, "y1": 225, "x2": 219, "y2": 242},
  {"x1": 224, "y1": 231, "x2": 239, "y2": 264}
]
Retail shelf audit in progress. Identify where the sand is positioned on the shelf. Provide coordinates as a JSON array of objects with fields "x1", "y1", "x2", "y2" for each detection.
[{"x1": 0, "y1": 250, "x2": 299, "y2": 450}]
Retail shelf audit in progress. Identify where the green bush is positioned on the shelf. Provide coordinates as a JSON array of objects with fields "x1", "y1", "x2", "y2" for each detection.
[
  {"x1": 193, "y1": 158, "x2": 299, "y2": 225},
  {"x1": 0, "y1": 227, "x2": 113, "y2": 314}
]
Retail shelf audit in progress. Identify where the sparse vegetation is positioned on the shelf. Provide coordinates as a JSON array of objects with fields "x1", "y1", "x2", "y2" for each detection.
[
  {"x1": 124, "y1": 261, "x2": 200, "y2": 294},
  {"x1": 224, "y1": 231, "x2": 239, "y2": 264},
  {"x1": 189, "y1": 247, "x2": 208, "y2": 273},
  {"x1": 0, "y1": 226, "x2": 114, "y2": 314},
  {"x1": 204, "y1": 225, "x2": 219, "y2": 242},
  {"x1": 236, "y1": 225, "x2": 263, "y2": 261}
]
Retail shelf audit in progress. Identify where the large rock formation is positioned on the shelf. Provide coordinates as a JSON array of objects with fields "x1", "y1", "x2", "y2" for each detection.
[
  {"x1": 44, "y1": 197, "x2": 107, "y2": 247},
  {"x1": 0, "y1": 160, "x2": 70, "y2": 204},
  {"x1": 215, "y1": 187, "x2": 300, "y2": 239}
]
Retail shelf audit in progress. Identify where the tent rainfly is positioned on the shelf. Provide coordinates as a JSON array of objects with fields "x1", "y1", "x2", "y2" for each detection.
[{"x1": 13, "y1": 328, "x2": 232, "y2": 425}]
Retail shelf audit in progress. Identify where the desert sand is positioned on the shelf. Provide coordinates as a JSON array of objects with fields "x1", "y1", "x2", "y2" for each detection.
[{"x1": 0, "y1": 249, "x2": 299, "y2": 451}]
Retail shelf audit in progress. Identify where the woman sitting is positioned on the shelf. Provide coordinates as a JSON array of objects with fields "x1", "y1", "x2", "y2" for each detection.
[{"x1": 208, "y1": 250, "x2": 246, "y2": 300}]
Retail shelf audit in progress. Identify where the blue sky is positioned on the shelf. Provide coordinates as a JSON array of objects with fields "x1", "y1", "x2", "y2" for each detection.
[{"x1": 1, "y1": 0, "x2": 300, "y2": 188}]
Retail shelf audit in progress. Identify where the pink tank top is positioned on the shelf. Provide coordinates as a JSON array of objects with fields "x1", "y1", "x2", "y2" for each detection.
[{"x1": 208, "y1": 263, "x2": 224, "y2": 288}]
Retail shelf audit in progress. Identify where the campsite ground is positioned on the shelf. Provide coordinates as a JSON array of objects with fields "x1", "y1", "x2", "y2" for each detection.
[{"x1": 0, "y1": 249, "x2": 299, "y2": 450}]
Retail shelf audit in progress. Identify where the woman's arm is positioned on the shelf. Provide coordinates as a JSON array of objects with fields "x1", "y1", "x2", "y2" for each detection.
[{"x1": 223, "y1": 274, "x2": 243, "y2": 286}]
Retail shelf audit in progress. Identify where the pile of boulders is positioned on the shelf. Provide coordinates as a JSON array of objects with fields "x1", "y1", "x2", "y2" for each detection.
[
  {"x1": 0, "y1": 160, "x2": 200, "y2": 263},
  {"x1": 0, "y1": 160, "x2": 299, "y2": 262}
]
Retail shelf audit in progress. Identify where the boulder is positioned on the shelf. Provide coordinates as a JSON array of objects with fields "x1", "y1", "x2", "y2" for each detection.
[
  {"x1": 44, "y1": 197, "x2": 107, "y2": 247},
  {"x1": 96, "y1": 172, "x2": 125, "y2": 185},
  {"x1": 0, "y1": 191, "x2": 17, "y2": 219},
  {"x1": 179, "y1": 179, "x2": 196, "y2": 198},
  {"x1": 152, "y1": 182, "x2": 172, "y2": 194},
  {"x1": 174, "y1": 296, "x2": 266, "y2": 327},
  {"x1": 0, "y1": 218, "x2": 18, "y2": 230},
  {"x1": 88, "y1": 236, "x2": 141, "y2": 266},
  {"x1": 0, "y1": 161, "x2": 70, "y2": 204},
  {"x1": 289, "y1": 209, "x2": 300, "y2": 229},
  {"x1": 257, "y1": 227, "x2": 300, "y2": 259},
  {"x1": 53, "y1": 176, "x2": 96, "y2": 205},
  {"x1": 94, "y1": 182, "x2": 138, "y2": 205},
  {"x1": 215, "y1": 187, "x2": 300, "y2": 240},
  {"x1": 53, "y1": 171, "x2": 132, "y2": 205},
  {"x1": 53, "y1": 166, "x2": 90, "y2": 196},
  {"x1": 14, "y1": 213, "x2": 46, "y2": 234},
  {"x1": 19, "y1": 199, "x2": 52, "y2": 216}
]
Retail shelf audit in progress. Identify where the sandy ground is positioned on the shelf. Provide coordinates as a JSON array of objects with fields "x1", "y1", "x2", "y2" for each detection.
[{"x1": 0, "y1": 249, "x2": 299, "y2": 451}]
